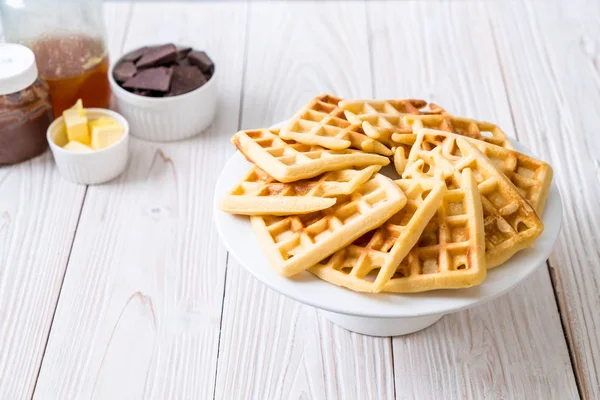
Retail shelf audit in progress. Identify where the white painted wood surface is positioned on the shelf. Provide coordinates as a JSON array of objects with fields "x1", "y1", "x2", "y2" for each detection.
[
  {"x1": 214, "y1": 2, "x2": 395, "y2": 399},
  {"x1": 487, "y1": 0, "x2": 600, "y2": 398},
  {"x1": 368, "y1": 2, "x2": 579, "y2": 398},
  {"x1": 0, "y1": 0, "x2": 597, "y2": 399},
  {"x1": 33, "y1": 2, "x2": 246, "y2": 398}
]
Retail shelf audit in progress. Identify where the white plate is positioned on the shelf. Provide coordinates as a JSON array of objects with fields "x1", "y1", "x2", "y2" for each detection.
[{"x1": 213, "y1": 142, "x2": 562, "y2": 320}]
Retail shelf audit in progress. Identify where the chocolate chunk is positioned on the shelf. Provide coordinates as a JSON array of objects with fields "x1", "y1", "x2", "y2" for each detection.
[
  {"x1": 188, "y1": 50, "x2": 214, "y2": 73},
  {"x1": 113, "y1": 61, "x2": 137, "y2": 82},
  {"x1": 167, "y1": 65, "x2": 207, "y2": 96},
  {"x1": 136, "y1": 44, "x2": 177, "y2": 68},
  {"x1": 176, "y1": 57, "x2": 191, "y2": 66},
  {"x1": 176, "y1": 46, "x2": 192, "y2": 60},
  {"x1": 122, "y1": 47, "x2": 147, "y2": 62},
  {"x1": 123, "y1": 67, "x2": 173, "y2": 92}
]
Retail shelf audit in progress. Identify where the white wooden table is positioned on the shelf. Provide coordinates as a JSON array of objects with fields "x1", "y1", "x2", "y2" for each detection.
[{"x1": 1, "y1": 1, "x2": 598, "y2": 398}]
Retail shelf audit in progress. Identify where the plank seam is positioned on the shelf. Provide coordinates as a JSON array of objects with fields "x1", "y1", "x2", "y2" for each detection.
[
  {"x1": 364, "y1": 0, "x2": 376, "y2": 98},
  {"x1": 212, "y1": 2, "x2": 250, "y2": 398},
  {"x1": 211, "y1": 253, "x2": 230, "y2": 400},
  {"x1": 29, "y1": 186, "x2": 88, "y2": 399},
  {"x1": 485, "y1": 4, "x2": 583, "y2": 398},
  {"x1": 547, "y1": 259, "x2": 584, "y2": 400},
  {"x1": 118, "y1": 0, "x2": 136, "y2": 55}
]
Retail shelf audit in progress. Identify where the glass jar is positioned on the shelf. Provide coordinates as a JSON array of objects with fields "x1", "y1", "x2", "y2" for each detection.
[
  {"x1": 0, "y1": 43, "x2": 53, "y2": 165},
  {"x1": 0, "y1": 0, "x2": 111, "y2": 117}
]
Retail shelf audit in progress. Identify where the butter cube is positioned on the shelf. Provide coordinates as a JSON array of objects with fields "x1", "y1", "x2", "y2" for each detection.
[
  {"x1": 89, "y1": 116, "x2": 116, "y2": 128},
  {"x1": 91, "y1": 124, "x2": 124, "y2": 150},
  {"x1": 63, "y1": 140, "x2": 93, "y2": 153},
  {"x1": 63, "y1": 110, "x2": 90, "y2": 145},
  {"x1": 68, "y1": 99, "x2": 85, "y2": 114}
]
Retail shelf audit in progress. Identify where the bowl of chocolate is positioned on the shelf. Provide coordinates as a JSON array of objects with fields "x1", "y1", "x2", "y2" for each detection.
[{"x1": 109, "y1": 44, "x2": 216, "y2": 141}]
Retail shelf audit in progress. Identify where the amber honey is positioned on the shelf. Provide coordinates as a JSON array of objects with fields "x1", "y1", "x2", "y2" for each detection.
[{"x1": 29, "y1": 36, "x2": 111, "y2": 118}]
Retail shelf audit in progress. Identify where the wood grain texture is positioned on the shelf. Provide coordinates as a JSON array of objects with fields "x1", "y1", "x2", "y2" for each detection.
[
  {"x1": 486, "y1": 0, "x2": 600, "y2": 397},
  {"x1": 0, "y1": 155, "x2": 85, "y2": 399},
  {"x1": 0, "y1": 3, "x2": 134, "y2": 398},
  {"x1": 33, "y1": 2, "x2": 247, "y2": 398},
  {"x1": 214, "y1": 2, "x2": 395, "y2": 399},
  {"x1": 366, "y1": 1, "x2": 579, "y2": 398}
]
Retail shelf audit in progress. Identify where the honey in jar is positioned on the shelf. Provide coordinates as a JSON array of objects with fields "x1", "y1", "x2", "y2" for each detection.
[{"x1": 29, "y1": 36, "x2": 111, "y2": 118}]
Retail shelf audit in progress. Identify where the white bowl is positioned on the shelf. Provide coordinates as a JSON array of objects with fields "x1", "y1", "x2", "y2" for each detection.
[
  {"x1": 213, "y1": 143, "x2": 563, "y2": 337},
  {"x1": 47, "y1": 108, "x2": 129, "y2": 185},
  {"x1": 109, "y1": 58, "x2": 217, "y2": 142}
]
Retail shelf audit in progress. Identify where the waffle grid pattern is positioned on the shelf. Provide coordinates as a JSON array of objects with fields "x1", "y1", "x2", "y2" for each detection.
[
  {"x1": 232, "y1": 128, "x2": 389, "y2": 182},
  {"x1": 279, "y1": 94, "x2": 393, "y2": 156},
  {"x1": 403, "y1": 132, "x2": 543, "y2": 267},
  {"x1": 310, "y1": 179, "x2": 446, "y2": 293},
  {"x1": 251, "y1": 174, "x2": 406, "y2": 276}
]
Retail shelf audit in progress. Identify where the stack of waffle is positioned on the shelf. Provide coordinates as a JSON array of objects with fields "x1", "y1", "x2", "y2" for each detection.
[{"x1": 220, "y1": 94, "x2": 552, "y2": 293}]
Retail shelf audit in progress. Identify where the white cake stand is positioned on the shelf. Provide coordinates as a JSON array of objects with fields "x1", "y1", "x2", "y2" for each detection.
[{"x1": 213, "y1": 143, "x2": 562, "y2": 336}]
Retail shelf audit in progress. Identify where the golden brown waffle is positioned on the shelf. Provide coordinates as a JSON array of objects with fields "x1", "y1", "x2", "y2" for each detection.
[
  {"x1": 383, "y1": 169, "x2": 486, "y2": 292},
  {"x1": 404, "y1": 129, "x2": 552, "y2": 213},
  {"x1": 251, "y1": 173, "x2": 407, "y2": 277},
  {"x1": 339, "y1": 99, "x2": 447, "y2": 149},
  {"x1": 309, "y1": 179, "x2": 446, "y2": 293},
  {"x1": 232, "y1": 128, "x2": 389, "y2": 183},
  {"x1": 220, "y1": 165, "x2": 381, "y2": 216},
  {"x1": 403, "y1": 132, "x2": 543, "y2": 267},
  {"x1": 399, "y1": 114, "x2": 515, "y2": 149},
  {"x1": 278, "y1": 94, "x2": 393, "y2": 156}
]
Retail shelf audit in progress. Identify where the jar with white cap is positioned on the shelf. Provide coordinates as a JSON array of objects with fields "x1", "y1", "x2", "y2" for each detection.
[{"x1": 0, "y1": 43, "x2": 53, "y2": 164}]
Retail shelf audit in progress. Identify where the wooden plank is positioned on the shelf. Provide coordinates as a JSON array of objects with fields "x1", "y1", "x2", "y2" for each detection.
[
  {"x1": 33, "y1": 2, "x2": 247, "y2": 398},
  {"x1": 0, "y1": 145, "x2": 85, "y2": 399},
  {"x1": 486, "y1": 0, "x2": 600, "y2": 397},
  {"x1": 366, "y1": 1, "x2": 579, "y2": 398},
  {"x1": 0, "y1": 3, "x2": 133, "y2": 398},
  {"x1": 214, "y1": 2, "x2": 395, "y2": 399}
]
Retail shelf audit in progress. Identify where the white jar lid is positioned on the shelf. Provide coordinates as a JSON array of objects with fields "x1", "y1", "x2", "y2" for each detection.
[{"x1": 0, "y1": 43, "x2": 39, "y2": 96}]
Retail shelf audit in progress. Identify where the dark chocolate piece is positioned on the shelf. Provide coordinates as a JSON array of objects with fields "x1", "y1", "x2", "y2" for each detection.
[
  {"x1": 122, "y1": 47, "x2": 147, "y2": 62},
  {"x1": 176, "y1": 46, "x2": 192, "y2": 60},
  {"x1": 167, "y1": 65, "x2": 207, "y2": 96},
  {"x1": 176, "y1": 57, "x2": 191, "y2": 66},
  {"x1": 188, "y1": 50, "x2": 214, "y2": 73},
  {"x1": 123, "y1": 67, "x2": 173, "y2": 92},
  {"x1": 136, "y1": 44, "x2": 177, "y2": 68},
  {"x1": 113, "y1": 61, "x2": 137, "y2": 82}
]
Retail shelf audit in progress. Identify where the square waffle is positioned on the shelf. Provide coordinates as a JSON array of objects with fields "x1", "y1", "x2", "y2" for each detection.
[
  {"x1": 383, "y1": 169, "x2": 486, "y2": 292},
  {"x1": 251, "y1": 173, "x2": 407, "y2": 277},
  {"x1": 232, "y1": 128, "x2": 389, "y2": 183},
  {"x1": 399, "y1": 114, "x2": 515, "y2": 149},
  {"x1": 403, "y1": 132, "x2": 543, "y2": 267},
  {"x1": 278, "y1": 94, "x2": 393, "y2": 156},
  {"x1": 339, "y1": 99, "x2": 447, "y2": 148},
  {"x1": 220, "y1": 165, "x2": 380, "y2": 215},
  {"x1": 309, "y1": 178, "x2": 446, "y2": 293}
]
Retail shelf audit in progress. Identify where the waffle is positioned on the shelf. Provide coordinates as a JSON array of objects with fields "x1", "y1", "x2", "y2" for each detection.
[
  {"x1": 384, "y1": 169, "x2": 486, "y2": 292},
  {"x1": 339, "y1": 99, "x2": 447, "y2": 149},
  {"x1": 251, "y1": 173, "x2": 407, "y2": 277},
  {"x1": 404, "y1": 132, "x2": 543, "y2": 267},
  {"x1": 232, "y1": 128, "x2": 389, "y2": 183},
  {"x1": 398, "y1": 114, "x2": 515, "y2": 149},
  {"x1": 220, "y1": 165, "x2": 380, "y2": 216},
  {"x1": 278, "y1": 94, "x2": 393, "y2": 156},
  {"x1": 396, "y1": 130, "x2": 552, "y2": 213},
  {"x1": 309, "y1": 179, "x2": 447, "y2": 293}
]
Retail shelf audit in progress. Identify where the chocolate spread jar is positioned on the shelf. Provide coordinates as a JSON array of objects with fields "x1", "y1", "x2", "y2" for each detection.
[{"x1": 0, "y1": 44, "x2": 53, "y2": 165}]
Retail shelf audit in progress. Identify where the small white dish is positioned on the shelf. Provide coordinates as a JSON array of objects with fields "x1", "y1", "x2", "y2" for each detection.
[
  {"x1": 47, "y1": 108, "x2": 129, "y2": 185},
  {"x1": 109, "y1": 55, "x2": 217, "y2": 142},
  {"x1": 213, "y1": 142, "x2": 563, "y2": 337}
]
